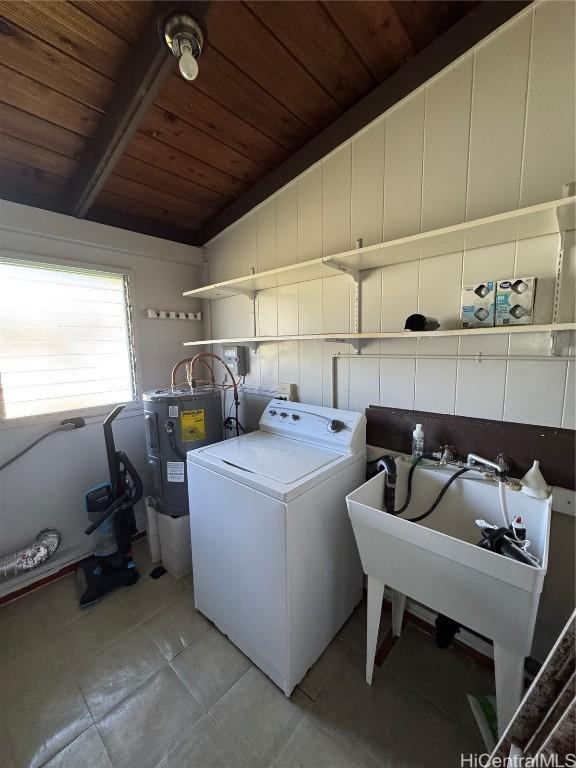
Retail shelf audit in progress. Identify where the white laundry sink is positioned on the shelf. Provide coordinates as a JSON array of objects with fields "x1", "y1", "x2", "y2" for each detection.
[{"x1": 346, "y1": 458, "x2": 552, "y2": 735}]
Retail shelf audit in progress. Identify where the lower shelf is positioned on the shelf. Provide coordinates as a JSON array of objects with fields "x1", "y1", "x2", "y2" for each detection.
[{"x1": 183, "y1": 322, "x2": 576, "y2": 347}]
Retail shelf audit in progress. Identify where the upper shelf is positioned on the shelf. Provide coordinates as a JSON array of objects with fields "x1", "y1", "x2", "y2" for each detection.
[
  {"x1": 330, "y1": 195, "x2": 575, "y2": 272},
  {"x1": 183, "y1": 258, "x2": 336, "y2": 300},
  {"x1": 182, "y1": 322, "x2": 576, "y2": 347},
  {"x1": 184, "y1": 196, "x2": 576, "y2": 300}
]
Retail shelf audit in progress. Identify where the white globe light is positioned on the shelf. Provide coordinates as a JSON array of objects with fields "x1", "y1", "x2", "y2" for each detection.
[{"x1": 179, "y1": 43, "x2": 199, "y2": 81}]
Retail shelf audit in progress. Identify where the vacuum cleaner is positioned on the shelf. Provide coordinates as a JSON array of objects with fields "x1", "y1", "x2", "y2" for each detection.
[{"x1": 77, "y1": 404, "x2": 143, "y2": 607}]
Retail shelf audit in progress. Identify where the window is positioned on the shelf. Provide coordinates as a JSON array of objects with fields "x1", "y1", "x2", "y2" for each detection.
[{"x1": 0, "y1": 259, "x2": 136, "y2": 419}]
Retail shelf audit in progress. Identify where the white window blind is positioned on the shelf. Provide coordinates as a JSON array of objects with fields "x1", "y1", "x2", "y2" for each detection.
[{"x1": 0, "y1": 260, "x2": 136, "y2": 419}]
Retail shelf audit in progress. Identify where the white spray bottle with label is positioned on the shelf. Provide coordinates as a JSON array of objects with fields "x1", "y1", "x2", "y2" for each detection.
[{"x1": 412, "y1": 424, "x2": 424, "y2": 460}]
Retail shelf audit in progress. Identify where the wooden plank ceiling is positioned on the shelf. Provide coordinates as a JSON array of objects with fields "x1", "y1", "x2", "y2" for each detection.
[{"x1": 0, "y1": 0, "x2": 480, "y2": 245}]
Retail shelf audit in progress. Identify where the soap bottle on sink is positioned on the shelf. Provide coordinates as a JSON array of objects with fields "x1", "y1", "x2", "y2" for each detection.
[{"x1": 412, "y1": 423, "x2": 424, "y2": 461}]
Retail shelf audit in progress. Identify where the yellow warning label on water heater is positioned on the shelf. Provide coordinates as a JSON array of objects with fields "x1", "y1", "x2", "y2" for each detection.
[{"x1": 181, "y1": 409, "x2": 206, "y2": 442}]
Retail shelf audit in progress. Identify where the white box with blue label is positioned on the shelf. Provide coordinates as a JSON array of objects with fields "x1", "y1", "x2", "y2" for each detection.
[
  {"x1": 461, "y1": 281, "x2": 496, "y2": 328},
  {"x1": 495, "y1": 277, "x2": 536, "y2": 326}
]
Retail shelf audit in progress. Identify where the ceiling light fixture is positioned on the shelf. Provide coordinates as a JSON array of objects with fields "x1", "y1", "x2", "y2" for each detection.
[{"x1": 164, "y1": 13, "x2": 204, "y2": 82}]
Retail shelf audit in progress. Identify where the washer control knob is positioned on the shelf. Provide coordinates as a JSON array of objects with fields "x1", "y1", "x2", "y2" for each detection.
[
  {"x1": 269, "y1": 410, "x2": 277, "y2": 416},
  {"x1": 328, "y1": 419, "x2": 344, "y2": 433},
  {"x1": 280, "y1": 412, "x2": 288, "y2": 418},
  {"x1": 291, "y1": 414, "x2": 300, "y2": 421}
]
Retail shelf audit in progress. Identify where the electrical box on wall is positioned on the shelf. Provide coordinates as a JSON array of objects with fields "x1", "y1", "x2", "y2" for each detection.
[{"x1": 222, "y1": 345, "x2": 248, "y2": 376}]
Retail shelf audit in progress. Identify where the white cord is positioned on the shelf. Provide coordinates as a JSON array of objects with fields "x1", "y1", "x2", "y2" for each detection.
[
  {"x1": 498, "y1": 480, "x2": 511, "y2": 528},
  {"x1": 511, "y1": 538, "x2": 540, "y2": 567},
  {"x1": 475, "y1": 515, "x2": 540, "y2": 566}
]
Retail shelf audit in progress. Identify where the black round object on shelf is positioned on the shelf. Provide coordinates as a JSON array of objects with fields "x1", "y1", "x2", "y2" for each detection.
[{"x1": 404, "y1": 314, "x2": 440, "y2": 332}]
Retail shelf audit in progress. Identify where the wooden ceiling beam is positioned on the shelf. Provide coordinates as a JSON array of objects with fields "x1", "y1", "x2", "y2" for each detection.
[{"x1": 67, "y1": 6, "x2": 175, "y2": 218}]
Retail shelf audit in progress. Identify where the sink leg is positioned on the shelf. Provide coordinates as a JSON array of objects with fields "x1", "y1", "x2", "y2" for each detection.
[
  {"x1": 493, "y1": 642, "x2": 525, "y2": 736},
  {"x1": 391, "y1": 590, "x2": 406, "y2": 638},
  {"x1": 366, "y1": 577, "x2": 384, "y2": 685}
]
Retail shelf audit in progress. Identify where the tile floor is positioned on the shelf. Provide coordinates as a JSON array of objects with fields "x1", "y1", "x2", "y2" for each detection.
[{"x1": 0, "y1": 539, "x2": 492, "y2": 767}]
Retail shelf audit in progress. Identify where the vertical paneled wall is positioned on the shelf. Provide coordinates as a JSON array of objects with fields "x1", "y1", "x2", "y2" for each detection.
[{"x1": 205, "y1": 1, "x2": 575, "y2": 431}]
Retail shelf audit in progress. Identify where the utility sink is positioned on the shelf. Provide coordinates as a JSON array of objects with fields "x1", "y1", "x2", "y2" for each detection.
[{"x1": 346, "y1": 457, "x2": 552, "y2": 735}]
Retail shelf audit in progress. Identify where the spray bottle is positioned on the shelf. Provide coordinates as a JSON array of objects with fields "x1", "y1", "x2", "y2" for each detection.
[{"x1": 412, "y1": 424, "x2": 424, "y2": 461}]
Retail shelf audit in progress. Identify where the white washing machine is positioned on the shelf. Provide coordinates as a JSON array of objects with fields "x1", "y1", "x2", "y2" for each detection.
[{"x1": 187, "y1": 399, "x2": 366, "y2": 696}]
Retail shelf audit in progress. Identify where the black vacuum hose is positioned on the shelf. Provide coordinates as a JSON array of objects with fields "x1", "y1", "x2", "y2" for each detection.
[
  {"x1": 118, "y1": 450, "x2": 144, "y2": 507},
  {"x1": 0, "y1": 418, "x2": 85, "y2": 472},
  {"x1": 84, "y1": 451, "x2": 143, "y2": 536},
  {"x1": 394, "y1": 456, "x2": 424, "y2": 515},
  {"x1": 382, "y1": 457, "x2": 473, "y2": 524},
  {"x1": 403, "y1": 467, "x2": 472, "y2": 523},
  {"x1": 383, "y1": 455, "x2": 424, "y2": 516}
]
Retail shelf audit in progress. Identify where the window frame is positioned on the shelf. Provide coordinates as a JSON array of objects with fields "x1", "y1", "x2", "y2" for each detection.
[{"x1": 0, "y1": 250, "x2": 142, "y2": 427}]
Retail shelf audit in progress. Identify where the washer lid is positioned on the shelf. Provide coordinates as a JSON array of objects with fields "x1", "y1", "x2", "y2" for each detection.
[{"x1": 201, "y1": 431, "x2": 342, "y2": 484}]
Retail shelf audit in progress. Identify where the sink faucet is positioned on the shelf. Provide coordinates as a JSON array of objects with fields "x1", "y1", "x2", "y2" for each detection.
[
  {"x1": 466, "y1": 452, "x2": 509, "y2": 479},
  {"x1": 432, "y1": 445, "x2": 456, "y2": 466}
]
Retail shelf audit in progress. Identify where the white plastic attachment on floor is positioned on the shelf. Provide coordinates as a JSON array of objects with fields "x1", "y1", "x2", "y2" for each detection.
[
  {"x1": 157, "y1": 513, "x2": 193, "y2": 579},
  {"x1": 145, "y1": 497, "x2": 193, "y2": 578},
  {"x1": 145, "y1": 497, "x2": 162, "y2": 563}
]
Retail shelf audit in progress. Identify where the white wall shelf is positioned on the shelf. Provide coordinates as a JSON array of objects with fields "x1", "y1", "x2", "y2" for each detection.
[
  {"x1": 183, "y1": 196, "x2": 575, "y2": 300},
  {"x1": 329, "y1": 195, "x2": 575, "y2": 272},
  {"x1": 183, "y1": 258, "x2": 336, "y2": 299},
  {"x1": 183, "y1": 322, "x2": 576, "y2": 348}
]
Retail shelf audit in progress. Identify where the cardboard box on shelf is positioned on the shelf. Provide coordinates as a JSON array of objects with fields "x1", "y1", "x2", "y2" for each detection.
[
  {"x1": 495, "y1": 277, "x2": 536, "y2": 326},
  {"x1": 461, "y1": 281, "x2": 496, "y2": 328}
]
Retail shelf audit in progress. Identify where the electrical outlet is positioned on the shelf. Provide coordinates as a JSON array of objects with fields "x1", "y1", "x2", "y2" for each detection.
[
  {"x1": 277, "y1": 382, "x2": 298, "y2": 400},
  {"x1": 222, "y1": 345, "x2": 248, "y2": 375}
]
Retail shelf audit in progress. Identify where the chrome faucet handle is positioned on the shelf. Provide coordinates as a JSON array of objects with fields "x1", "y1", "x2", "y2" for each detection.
[
  {"x1": 495, "y1": 453, "x2": 509, "y2": 472},
  {"x1": 432, "y1": 445, "x2": 457, "y2": 465}
]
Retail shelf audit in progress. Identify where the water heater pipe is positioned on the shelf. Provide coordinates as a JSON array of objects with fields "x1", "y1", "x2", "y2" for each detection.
[
  {"x1": 171, "y1": 352, "x2": 241, "y2": 435},
  {"x1": 171, "y1": 357, "x2": 215, "y2": 386},
  {"x1": 171, "y1": 353, "x2": 239, "y2": 401}
]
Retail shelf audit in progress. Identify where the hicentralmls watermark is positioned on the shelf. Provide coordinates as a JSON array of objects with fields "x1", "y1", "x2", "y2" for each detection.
[{"x1": 460, "y1": 754, "x2": 576, "y2": 768}]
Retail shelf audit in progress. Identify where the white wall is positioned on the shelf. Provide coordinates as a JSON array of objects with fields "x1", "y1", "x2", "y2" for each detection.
[
  {"x1": 203, "y1": 1, "x2": 576, "y2": 660},
  {"x1": 0, "y1": 201, "x2": 202, "y2": 591},
  {"x1": 206, "y1": 1, "x2": 575, "y2": 429}
]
